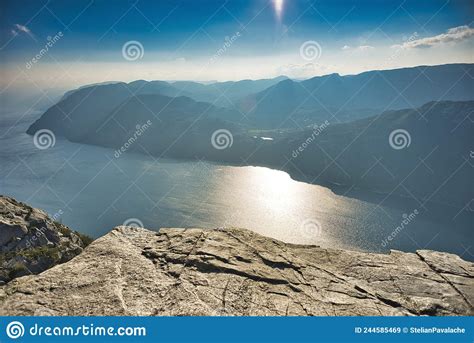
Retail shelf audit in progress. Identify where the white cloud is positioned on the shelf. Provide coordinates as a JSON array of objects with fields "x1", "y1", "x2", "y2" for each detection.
[
  {"x1": 15, "y1": 24, "x2": 31, "y2": 34},
  {"x1": 341, "y1": 45, "x2": 374, "y2": 51},
  {"x1": 397, "y1": 25, "x2": 474, "y2": 49},
  {"x1": 13, "y1": 24, "x2": 34, "y2": 38}
]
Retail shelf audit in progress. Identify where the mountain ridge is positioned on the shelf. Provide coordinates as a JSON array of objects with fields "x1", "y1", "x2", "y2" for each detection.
[
  {"x1": 25, "y1": 63, "x2": 474, "y2": 207},
  {"x1": 244, "y1": 63, "x2": 474, "y2": 127}
]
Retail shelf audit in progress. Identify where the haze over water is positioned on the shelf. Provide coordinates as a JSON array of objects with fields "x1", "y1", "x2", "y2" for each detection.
[{"x1": 1, "y1": 109, "x2": 472, "y2": 260}]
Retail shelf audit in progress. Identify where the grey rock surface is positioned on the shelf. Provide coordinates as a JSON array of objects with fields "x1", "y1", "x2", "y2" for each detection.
[
  {"x1": 1, "y1": 225, "x2": 472, "y2": 316},
  {"x1": 0, "y1": 196, "x2": 90, "y2": 284}
]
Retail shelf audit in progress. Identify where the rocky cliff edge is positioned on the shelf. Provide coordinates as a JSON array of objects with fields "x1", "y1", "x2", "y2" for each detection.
[{"x1": 1, "y1": 223, "x2": 472, "y2": 316}]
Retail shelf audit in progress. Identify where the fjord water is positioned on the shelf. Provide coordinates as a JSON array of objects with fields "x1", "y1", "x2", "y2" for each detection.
[{"x1": 1, "y1": 110, "x2": 472, "y2": 259}]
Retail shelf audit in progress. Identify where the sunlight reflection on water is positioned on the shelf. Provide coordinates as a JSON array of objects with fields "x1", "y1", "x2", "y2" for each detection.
[{"x1": 1, "y1": 111, "x2": 472, "y2": 258}]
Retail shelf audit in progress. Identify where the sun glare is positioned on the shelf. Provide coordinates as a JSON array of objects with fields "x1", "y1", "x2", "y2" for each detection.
[{"x1": 273, "y1": 0, "x2": 284, "y2": 19}]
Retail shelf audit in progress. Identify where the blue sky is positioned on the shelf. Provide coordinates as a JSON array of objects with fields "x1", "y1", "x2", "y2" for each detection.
[{"x1": 1, "y1": 0, "x2": 473, "y2": 89}]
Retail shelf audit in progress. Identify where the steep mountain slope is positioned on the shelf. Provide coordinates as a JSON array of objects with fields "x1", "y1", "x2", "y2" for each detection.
[
  {"x1": 84, "y1": 93, "x2": 243, "y2": 158},
  {"x1": 0, "y1": 196, "x2": 91, "y2": 284},
  {"x1": 27, "y1": 82, "x2": 139, "y2": 141},
  {"x1": 272, "y1": 101, "x2": 474, "y2": 206}
]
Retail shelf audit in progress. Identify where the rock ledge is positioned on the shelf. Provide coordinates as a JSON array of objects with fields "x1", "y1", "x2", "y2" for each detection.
[{"x1": 1, "y1": 225, "x2": 472, "y2": 316}]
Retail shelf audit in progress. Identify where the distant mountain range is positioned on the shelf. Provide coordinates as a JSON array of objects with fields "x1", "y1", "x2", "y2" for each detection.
[
  {"x1": 243, "y1": 63, "x2": 474, "y2": 127},
  {"x1": 26, "y1": 64, "x2": 474, "y2": 207},
  {"x1": 170, "y1": 76, "x2": 289, "y2": 108},
  {"x1": 26, "y1": 75, "x2": 287, "y2": 142}
]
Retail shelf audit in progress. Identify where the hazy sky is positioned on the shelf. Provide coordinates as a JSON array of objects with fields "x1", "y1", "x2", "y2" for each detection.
[{"x1": 1, "y1": 0, "x2": 473, "y2": 91}]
